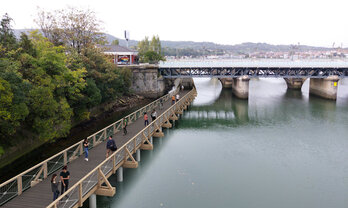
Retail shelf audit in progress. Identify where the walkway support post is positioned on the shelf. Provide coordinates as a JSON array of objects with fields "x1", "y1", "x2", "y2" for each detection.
[
  {"x1": 89, "y1": 194, "x2": 97, "y2": 208},
  {"x1": 117, "y1": 167, "x2": 123, "y2": 182},
  {"x1": 136, "y1": 149, "x2": 141, "y2": 162},
  {"x1": 309, "y1": 76, "x2": 339, "y2": 100},
  {"x1": 232, "y1": 76, "x2": 250, "y2": 99}
]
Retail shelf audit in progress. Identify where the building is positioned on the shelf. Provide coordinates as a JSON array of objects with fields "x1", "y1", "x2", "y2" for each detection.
[{"x1": 103, "y1": 45, "x2": 138, "y2": 65}]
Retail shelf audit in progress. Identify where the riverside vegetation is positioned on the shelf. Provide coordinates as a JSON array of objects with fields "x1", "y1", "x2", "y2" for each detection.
[{"x1": 0, "y1": 9, "x2": 135, "y2": 164}]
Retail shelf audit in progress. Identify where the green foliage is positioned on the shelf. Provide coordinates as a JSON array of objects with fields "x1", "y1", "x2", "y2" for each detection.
[
  {"x1": 0, "y1": 13, "x2": 17, "y2": 51},
  {"x1": 0, "y1": 13, "x2": 132, "y2": 148},
  {"x1": 84, "y1": 78, "x2": 102, "y2": 108},
  {"x1": 111, "y1": 39, "x2": 119, "y2": 46},
  {"x1": 0, "y1": 145, "x2": 3, "y2": 156},
  {"x1": 137, "y1": 35, "x2": 165, "y2": 63}
]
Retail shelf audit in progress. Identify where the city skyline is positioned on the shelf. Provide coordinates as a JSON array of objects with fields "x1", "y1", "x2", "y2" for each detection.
[{"x1": 1, "y1": 0, "x2": 348, "y2": 47}]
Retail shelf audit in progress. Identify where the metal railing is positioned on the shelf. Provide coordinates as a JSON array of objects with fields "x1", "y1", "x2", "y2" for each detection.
[
  {"x1": 0, "y1": 86, "x2": 183, "y2": 206},
  {"x1": 46, "y1": 88, "x2": 196, "y2": 208}
]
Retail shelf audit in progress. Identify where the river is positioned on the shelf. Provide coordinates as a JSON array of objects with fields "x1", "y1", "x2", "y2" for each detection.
[{"x1": 86, "y1": 77, "x2": 348, "y2": 208}]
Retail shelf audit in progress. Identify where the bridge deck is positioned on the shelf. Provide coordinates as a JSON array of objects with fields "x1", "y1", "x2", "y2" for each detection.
[
  {"x1": 159, "y1": 60, "x2": 348, "y2": 78},
  {"x1": 2, "y1": 90, "x2": 189, "y2": 208}
]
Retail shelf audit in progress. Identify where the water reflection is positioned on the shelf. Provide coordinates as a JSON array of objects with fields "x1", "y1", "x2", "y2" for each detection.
[
  {"x1": 92, "y1": 77, "x2": 348, "y2": 208},
  {"x1": 285, "y1": 88, "x2": 303, "y2": 99}
]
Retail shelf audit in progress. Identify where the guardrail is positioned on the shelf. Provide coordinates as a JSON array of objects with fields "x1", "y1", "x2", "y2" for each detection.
[
  {"x1": 0, "y1": 86, "x2": 182, "y2": 206},
  {"x1": 46, "y1": 88, "x2": 196, "y2": 208}
]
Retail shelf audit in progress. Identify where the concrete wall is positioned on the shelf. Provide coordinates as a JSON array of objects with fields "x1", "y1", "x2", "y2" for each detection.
[
  {"x1": 309, "y1": 76, "x2": 339, "y2": 100},
  {"x1": 129, "y1": 65, "x2": 167, "y2": 98},
  {"x1": 129, "y1": 65, "x2": 194, "y2": 99}
]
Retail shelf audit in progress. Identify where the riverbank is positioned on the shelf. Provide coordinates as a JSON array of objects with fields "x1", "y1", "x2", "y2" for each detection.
[{"x1": 0, "y1": 94, "x2": 154, "y2": 182}]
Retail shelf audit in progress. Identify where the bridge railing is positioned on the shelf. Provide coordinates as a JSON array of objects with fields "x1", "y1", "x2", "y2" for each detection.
[
  {"x1": 0, "y1": 86, "x2": 181, "y2": 206},
  {"x1": 46, "y1": 88, "x2": 196, "y2": 208}
]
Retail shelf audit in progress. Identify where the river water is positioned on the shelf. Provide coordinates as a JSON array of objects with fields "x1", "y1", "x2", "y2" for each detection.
[{"x1": 89, "y1": 78, "x2": 348, "y2": 208}]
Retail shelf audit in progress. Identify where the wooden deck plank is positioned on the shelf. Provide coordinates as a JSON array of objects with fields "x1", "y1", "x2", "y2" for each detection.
[{"x1": 2, "y1": 90, "x2": 189, "y2": 208}]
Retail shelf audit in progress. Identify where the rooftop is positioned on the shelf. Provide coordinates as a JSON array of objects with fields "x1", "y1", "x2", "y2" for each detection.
[{"x1": 102, "y1": 45, "x2": 137, "y2": 53}]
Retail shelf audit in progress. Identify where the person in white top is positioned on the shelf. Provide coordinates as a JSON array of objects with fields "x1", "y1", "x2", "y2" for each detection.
[
  {"x1": 151, "y1": 109, "x2": 157, "y2": 121},
  {"x1": 176, "y1": 94, "x2": 180, "y2": 102}
]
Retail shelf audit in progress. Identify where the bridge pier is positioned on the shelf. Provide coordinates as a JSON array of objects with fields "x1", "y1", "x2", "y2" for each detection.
[
  {"x1": 219, "y1": 78, "x2": 233, "y2": 88},
  {"x1": 284, "y1": 78, "x2": 307, "y2": 90},
  {"x1": 117, "y1": 167, "x2": 123, "y2": 182},
  {"x1": 309, "y1": 76, "x2": 339, "y2": 100},
  {"x1": 89, "y1": 194, "x2": 97, "y2": 208},
  {"x1": 232, "y1": 76, "x2": 250, "y2": 99}
]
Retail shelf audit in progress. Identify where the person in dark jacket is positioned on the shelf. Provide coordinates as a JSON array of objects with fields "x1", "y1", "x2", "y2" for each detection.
[
  {"x1": 83, "y1": 138, "x2": 89, "y2": 161},
  {"x1": 106, "y1": 136, "x2": 117, "y2": 157},
  {"x1": 123, "y1": 118, "x2": 128, "y2": 136},
  {"x1": 60, "y1": 166, "x2": 70, "y2": 196},
  {"x1": 51, "y1": 174, "x2": 59, "y2": 201}
]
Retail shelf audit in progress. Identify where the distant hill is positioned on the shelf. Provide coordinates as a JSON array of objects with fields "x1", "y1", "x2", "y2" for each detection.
[{"x1": 14, "y1": 29, "x2": 332, "y2": 54}]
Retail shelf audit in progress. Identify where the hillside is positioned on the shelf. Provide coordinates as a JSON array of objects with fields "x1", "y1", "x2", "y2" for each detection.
[{"x1": 15, "y1": 29, "x2": 332, "y2": 55}]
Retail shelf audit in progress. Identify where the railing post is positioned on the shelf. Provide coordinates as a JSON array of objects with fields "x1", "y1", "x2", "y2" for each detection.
[
  {"x1": 112, "y1": 155, "x2": 116, "y2": 174},
  {"x1": 104, "y1": 129, "x2": 107, "y2": 140},
  {"x1": 79, "y1": 142, "x2": 83, "y2": 156},
  {"x1": 17, "y1": 175, "x2": 22, "y2": 195},
  {"x1": 64, "y1": 151, "x2": 67, "y2": 165},
  {"x1": 93, "y1": 135, "x2": 96, "y2": 147},
  {"x1": 78, "y1": 183, "x2": 83, "y2": 207},
  {"x1": 43, "y1": 162, "x2": 48, "y2": 179},
  {"x1": 98, "y1": 167, "x2": 102, "y2": 187},
  {"x1": 134, "y1": 138, "x2": 136, "y2": 152}
]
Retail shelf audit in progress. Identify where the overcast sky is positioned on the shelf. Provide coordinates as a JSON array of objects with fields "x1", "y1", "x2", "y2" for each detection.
[{"x1": 1, "y1": 0, "x2": 348, "y2": 47}]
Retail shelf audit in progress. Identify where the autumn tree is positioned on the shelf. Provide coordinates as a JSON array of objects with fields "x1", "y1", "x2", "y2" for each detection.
[{"x1": 35, "y1": 7, "x2": 106, "y2": 54}]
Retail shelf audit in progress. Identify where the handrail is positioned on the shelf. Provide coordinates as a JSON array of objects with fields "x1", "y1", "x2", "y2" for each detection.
[
  {"x1": 0, "y1": 85, "x2": 182, "y2": 206},
  {"x1": 46, "y1": 88, "x2": 196, "y2": 208}
]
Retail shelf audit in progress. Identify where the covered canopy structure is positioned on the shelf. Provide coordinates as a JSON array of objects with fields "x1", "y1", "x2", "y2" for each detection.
[{"x1": 103, "y1": 45, "x2": 138, "y2": 65}]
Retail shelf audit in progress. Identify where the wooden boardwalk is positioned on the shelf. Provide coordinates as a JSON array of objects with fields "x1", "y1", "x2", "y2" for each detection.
[{"x1": 1, "y1": 89, "x2": 194, "y2": 208}]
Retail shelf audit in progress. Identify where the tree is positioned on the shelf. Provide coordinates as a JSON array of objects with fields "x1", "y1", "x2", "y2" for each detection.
[
  {"x1": 0, "y1": 14, "x2": 29, "y2": 139},
  {"x1": 150, "y1": 35, "x2": 161, "y2": 54},
  {"x1": 111, "y1": 39, "x2": 119, "y2": 46},
  {"x1": 137, "y1": 35, "x2": 165, "y2": 63},
  {"x1": 22, "y1": 31, "x2": 86, "y2": 141},
  {"x1": 0, "y1": 13, "x2": 17, "y2": 50},
  {"x1": 35, "y1": 7, "x2": 106, "y2": 54}
]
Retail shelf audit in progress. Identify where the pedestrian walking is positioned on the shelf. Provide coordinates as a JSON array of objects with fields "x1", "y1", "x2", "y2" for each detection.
[
  {"x1": 83, "y1": 138, "x2": 89, "y2": 161},
  {"x1": 159, "y1": 98, "x2": 163, "y2": 110},
  {"x1": 176, "y1": 94, "x2": 180, "y2": 102},
  {"x1": 151, "y1": 109, "x2": 157, "y2": 122},
  {"x1": 51, "y1": 174, "x2": 60, "y2": 201},
  {"x1": 171, "y1": 95, "x2": 175, "y2": 105},
  {"x1": 181, "y1": 85, "x2": 184, "y2": 91},
  {"x1": 123, "y1": 118, "x2": 128, "y2": 135},
  {"x1": 60, "y1": 166, "x2": 70, "y2": 196},
  {"x1": 106, "y1": 136, "x2": 117, "y2": 158},
  {"x1": 144, "y1": 112, "x2": 149, "y2": 126}
]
